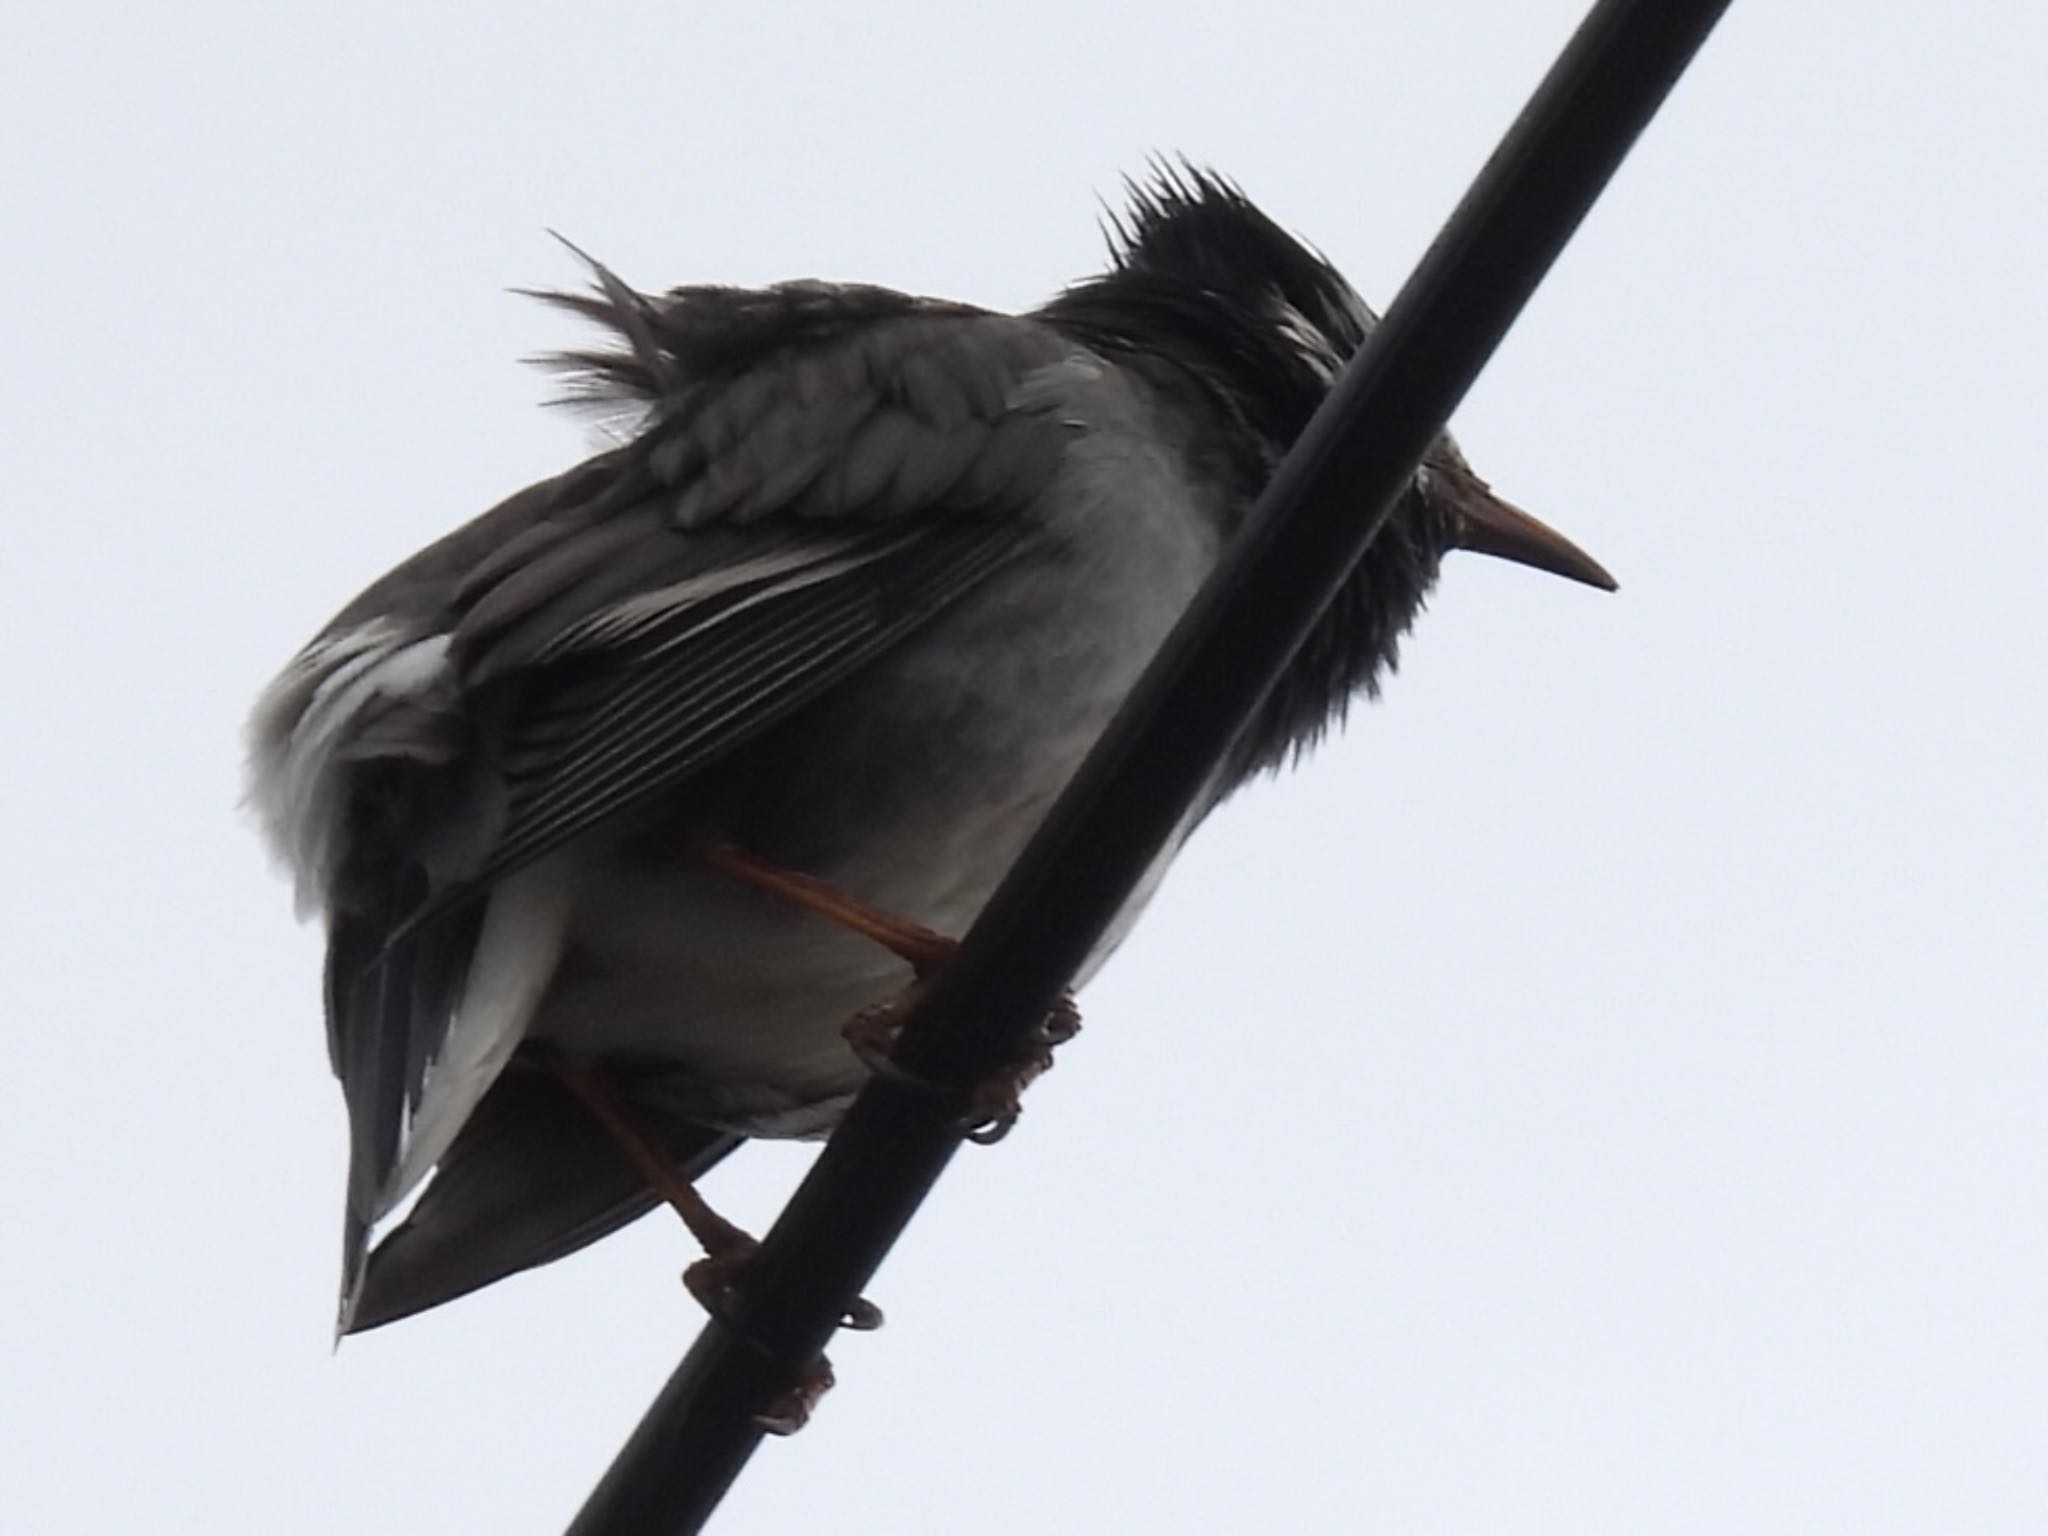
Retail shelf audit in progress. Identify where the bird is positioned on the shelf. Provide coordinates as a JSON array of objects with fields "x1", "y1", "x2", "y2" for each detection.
[{"x1": 246, "y1": 165, "x2": 1614, "y2": 1340}]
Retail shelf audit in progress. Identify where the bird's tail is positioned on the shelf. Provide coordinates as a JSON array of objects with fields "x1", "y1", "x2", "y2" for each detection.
[{"x1": 342, "y1": 1065, "x2": 741, "y2": 1334}]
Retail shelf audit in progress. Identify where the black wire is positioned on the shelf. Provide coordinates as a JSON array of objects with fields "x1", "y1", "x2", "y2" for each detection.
[{"x1": 567, "y1": 0, "x2": 1734, "y2": 1528}]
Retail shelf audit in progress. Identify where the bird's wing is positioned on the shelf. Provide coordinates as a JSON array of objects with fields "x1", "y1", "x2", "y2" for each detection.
[{"x1": 248, "y1": 279, "x2": 1090, "y2": 1310}]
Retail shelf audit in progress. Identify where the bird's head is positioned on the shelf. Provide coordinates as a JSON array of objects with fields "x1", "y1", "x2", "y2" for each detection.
[{"x1": 1042, "y1": 164, "x2": 1613, "y2": 773}]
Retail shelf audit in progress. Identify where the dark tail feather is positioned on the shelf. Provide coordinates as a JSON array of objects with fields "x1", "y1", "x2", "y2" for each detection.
[
  {"x1": 343, "y1": 1065, "x2": 741, "y2": 1333},
  {"x1": 325, "y1": 854, "x2": 485, "y2": 1336}
]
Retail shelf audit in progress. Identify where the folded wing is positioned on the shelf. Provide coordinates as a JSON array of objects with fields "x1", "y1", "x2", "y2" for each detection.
[{"x1": 247, "y1": 274, "x2": 1088, "y2": 1320}]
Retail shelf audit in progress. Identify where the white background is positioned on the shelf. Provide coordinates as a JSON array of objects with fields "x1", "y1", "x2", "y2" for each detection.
[{"x1": 6, "y1": 4, "x2": 2044, "y2": 1531}]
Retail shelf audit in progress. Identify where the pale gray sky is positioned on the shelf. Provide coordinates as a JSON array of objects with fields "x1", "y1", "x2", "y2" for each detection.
[{"x1": 6, "y1": 4, "x2": 2044, "y2": 1532}]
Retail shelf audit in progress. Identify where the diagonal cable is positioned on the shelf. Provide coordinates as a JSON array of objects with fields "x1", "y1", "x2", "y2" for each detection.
[{"x1": 569, "y1": 1, "x2": 1735, "y2": 1528}]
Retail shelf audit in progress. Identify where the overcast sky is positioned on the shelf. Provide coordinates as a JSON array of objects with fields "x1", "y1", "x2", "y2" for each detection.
[{"x1": 7, "y1": 3, "x2": 2044, "y2": 1532}]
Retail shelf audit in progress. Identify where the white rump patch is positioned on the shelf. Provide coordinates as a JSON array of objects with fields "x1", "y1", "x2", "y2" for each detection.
[{"x1": 245, "y1": 622, "x2": 453, "y2": 915}]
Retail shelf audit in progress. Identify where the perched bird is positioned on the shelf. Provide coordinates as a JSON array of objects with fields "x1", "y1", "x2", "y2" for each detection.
[{"x1": 247, "y1": 166, "x2": 1613, "y2": 1338}]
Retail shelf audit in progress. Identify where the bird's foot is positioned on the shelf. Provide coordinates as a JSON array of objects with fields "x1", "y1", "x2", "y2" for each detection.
[
  {"x1": 683, "y1": 1235, "x2": 877, "y2": 1437},
  {"x1": 840, "y1": 982, "x2": 933, "y2": 1083},
  {"x1": 699, "y1": 841, "x2": 1083, "y2": 1138},
  {"x1": 685, "y1": 1232, "x2": 884, "y2": 1334},
  {"x1": 753, "y1": 1358, "x2": 837, "y2": 1437},
  {"x1": 841, "y1": 988, "x2": 1081, "y2": 1143},
  {"x1": 960, "y1": 993, "x2": 1081, "y2": 1144}
]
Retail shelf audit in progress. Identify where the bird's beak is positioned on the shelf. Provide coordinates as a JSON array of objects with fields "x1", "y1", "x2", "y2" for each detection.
[{"x1": 1422, "y1": 456, "x2": 1617, "y2": 591}]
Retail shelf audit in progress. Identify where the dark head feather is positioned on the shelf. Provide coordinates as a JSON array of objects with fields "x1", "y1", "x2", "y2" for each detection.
[
  {"x1": 1107, "y1": 164, "x2": 1373, "y2": 362},
  {"x1": 1042, "y1": 165, "x2": 1456, "y2": 780}
]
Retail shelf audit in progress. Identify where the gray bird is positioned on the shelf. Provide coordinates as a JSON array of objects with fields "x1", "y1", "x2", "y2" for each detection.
[{"x1": 247, "y1": 166, "x2": 1613, "y2": 1336}]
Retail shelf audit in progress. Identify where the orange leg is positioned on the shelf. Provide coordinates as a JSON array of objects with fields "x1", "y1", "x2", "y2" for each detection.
[
  {"x1": 700, "y1": 842, "x2": 1082, "y2": 1142},
  {"x1": 536, "y1": 1045, "x2": 884, "y2": 1335},
  {"x1": 698, "y1": 843, "x2": 957, "y2": 974}
]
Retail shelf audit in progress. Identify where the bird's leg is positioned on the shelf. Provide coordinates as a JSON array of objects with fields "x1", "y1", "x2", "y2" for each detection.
[
  {"x1": 538, "y1": 1045, "x2": 876, "y2": 1435},
  {"x1": 697, "y1": 842, "x2": 957, "y2": 974},
  {"x1": 536, "y1": 1045, "x2": 884, "y2": 1337},
  {"x1": 698, "y1": 842, "x2": 1082, "y2": 1141},
  {"x1": 538, "y1": 1046, "x2": 750, "y2": 1299}
]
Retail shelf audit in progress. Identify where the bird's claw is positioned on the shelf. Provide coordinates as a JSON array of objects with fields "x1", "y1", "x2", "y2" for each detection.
[
  {"x1": 959, "y1": 1044, "x2": 1052, "y2": 1144},
  {"x1": 684, "y1": 1249, "x2": 873, "y2": 1436},
  {"x1": 843, "y1": 988, "x2": 1081, "y2": 1144},
  {"x1": 684, "y1": 1239, "x2": 883, "y2": 1332},
  {"x1": 841, "y1": 987, "x2": 940, "y2": 1091},
  {"x1": 753, "y1": 1358, "x2": 835, "y2": 1436},
  {"x1": 1035, "y1": 993, "x2": 1083, "y2": 1048}
]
